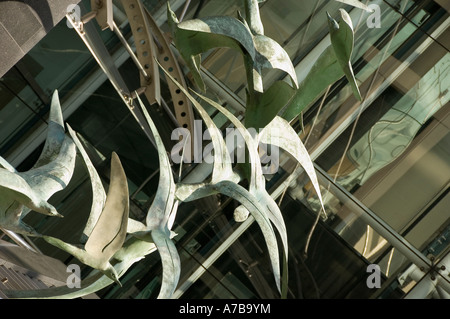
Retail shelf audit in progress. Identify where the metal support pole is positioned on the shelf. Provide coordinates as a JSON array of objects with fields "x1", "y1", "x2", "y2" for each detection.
[{"x1": 0, "y1": 228, "x2": 41, "y2": 254}]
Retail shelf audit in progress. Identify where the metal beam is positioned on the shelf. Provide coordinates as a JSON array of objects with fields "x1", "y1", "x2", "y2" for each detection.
[{"x1": 67, "y1": 5, "x2": 157, "y2": 149}]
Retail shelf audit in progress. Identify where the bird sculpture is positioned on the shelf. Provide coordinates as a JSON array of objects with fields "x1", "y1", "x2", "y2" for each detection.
[
  {"x1": 43, "y1": 152, "x2": 129, "y2": 286},
  {"x1": 0, "y1": 90, "x2": 76, "y2": 236}
]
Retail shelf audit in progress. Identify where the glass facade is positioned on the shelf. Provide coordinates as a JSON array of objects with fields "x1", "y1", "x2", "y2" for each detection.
[{"x1": 0, "y1": 0, "x2": 448, "y2": 299}]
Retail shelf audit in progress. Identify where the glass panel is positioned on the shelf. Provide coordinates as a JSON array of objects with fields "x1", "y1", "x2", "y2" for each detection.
[
  {"x1": 178, "y1": 193, "x2": 390, "y2": 299},
  {"x1": 303, "y1": 1, "x2": 450, "y2": 252},
  {"x1": 0, "y1": 64, "x2": 45, "y2": 154}
]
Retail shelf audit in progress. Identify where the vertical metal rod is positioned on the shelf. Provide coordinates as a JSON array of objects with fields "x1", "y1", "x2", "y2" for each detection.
[{"x1": 179, "y1": 0, "x2": 192, "y2": 22}]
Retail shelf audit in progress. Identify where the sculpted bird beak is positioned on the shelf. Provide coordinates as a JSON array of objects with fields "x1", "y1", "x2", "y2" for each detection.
[
  {"x1": 52, "y1": 209, "x2": 64, "y2": 218},
  {"x1": 34, "y1": 201, "x2": 64, "y2": 218},
  {"x1": 48, "y1": 204, "x2": 64, "y2": 218}
]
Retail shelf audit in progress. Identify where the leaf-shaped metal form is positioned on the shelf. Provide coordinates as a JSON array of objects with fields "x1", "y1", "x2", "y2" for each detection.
[
  {"x1": 245, "y1": 80, "x2": 295, "y2": 129},
  {"x1": 253, "y1": 34, "x2": 298, "y2": 91},
  {"x1": 280, "y1": 45, "x2": 342, "y2": 121},
  {"x1": 259, "y1": 116, "x2": 325, "y2": 215},
  {"x1": 168, "y1": 2, "x2": 296, "y2": 94},
  {"x1": 157, "y1": 60, "x2": 236, "y2": 185},
  {"x1": 259, "y1": 116, "x2": 326, "y2": 257},
  {"x1": 150, "y1": 228, "x2": 180, "y2": 299},
  {"x1": 281, "y1": 10, "x2": 361, "y2": 122},
  {"x1": 167, "y1": 2, "x2": 256, "y2": 92},
  {"x1": 32, "y1": 90, "x2": 65, "y2": 168},
  {"x1": 84, "y1": 153, "x2": 129, "y2": 261},
  {"x1": 137, "y1": 97, "x2": 176, "y2": 231},
  {"x1": 328, "y1": 9, "x2": 361, "y2": 100},
  {"x1": 67, "y1": 125, "x2": 145, "y2": 238},
  {"x1": 193, "y1": 93, "x2": 264, "y2": 190}
]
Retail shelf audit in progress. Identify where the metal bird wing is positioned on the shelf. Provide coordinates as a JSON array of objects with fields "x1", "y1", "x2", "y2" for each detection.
[
  {"x1": 66, "y1": 124, "x2": 107, "y2": 243},
  {"x1": 135, "y1": 95, "x2": 181, "y2": 299},
  {"x1": 160, "y1": 66, "x2": 285, "y2": 295},
  {"x1": 136, "y1": 96, "x2": 176, "y2": 232},
  {"x1": 259, "y1": 116, "x2": 325, "y2": 216},
  {"x1": 156, "y1": 61, "x2": 235, "y2": 185},
  {"x1": 167, "y1": 2, "x2": 256, "y2": 92},
  {"x1": 67, "y1": 125, "x2": 144, "y2": 239},
  {"x1": 17, "y1": 90, "x2": 76, "y2": 203},
  {"x1": 84, "y1": 152, "x2": 129, "y2": 261},
  {"x1": 252, "y1": 34, "x2": 298, "y2": 92},
  {"x1": 18, "y1": 137, "x2": 76, "y2": 203},
  {"x1": 32, "y1": 90, "x2": 65, "y2": 168},
  {"x1": 193, "y1": 92, "x2": 289, "y2": 296},
  {"x1": 5, "y1": 234, "x2": 172, "y2": 299},
  {"x1": 281, "y1": 9, "x2": 361, "y2": 122},
  {"x1": 0, "y1": 91, "x2": 71, "y2": 233}
]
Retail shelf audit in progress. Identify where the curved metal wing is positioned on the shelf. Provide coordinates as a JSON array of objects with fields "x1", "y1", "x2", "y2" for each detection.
[
  {"x1": 84, "y1": 152, "x2": 129, "y2": 261},
  {"x1": 66, "y1": 124, "x2": 107, "y2": 243},
  {"x1": 18, "y1": 90, "x2": 76, "y2": 202},
  {"x1": 18, "y1": 137, "x2": 76, "y2": 202},
  {"x1": 32, "y1": 90, "x2": 65, "y2": 168}
]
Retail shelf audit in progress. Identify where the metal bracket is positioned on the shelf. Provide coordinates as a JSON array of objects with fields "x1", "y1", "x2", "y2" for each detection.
[
  {"x1": 91, "y1": 0, "x2": 114, "y2": 31},
  {"x1": 66, "y1": 8, "x2": 157, "y2": 149},
  {"x1": 143, "y1": 6, "x2": 195, "y2": 133},
  {"x1": 117, "y1": 0, "x2": 194, "y2": 159},
  {"x1": 80, "y1": 0, "x2": 195, "y2": 160},
  {"x1": 120, "y1": 0, "x2": 161, "y2": 106}
]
